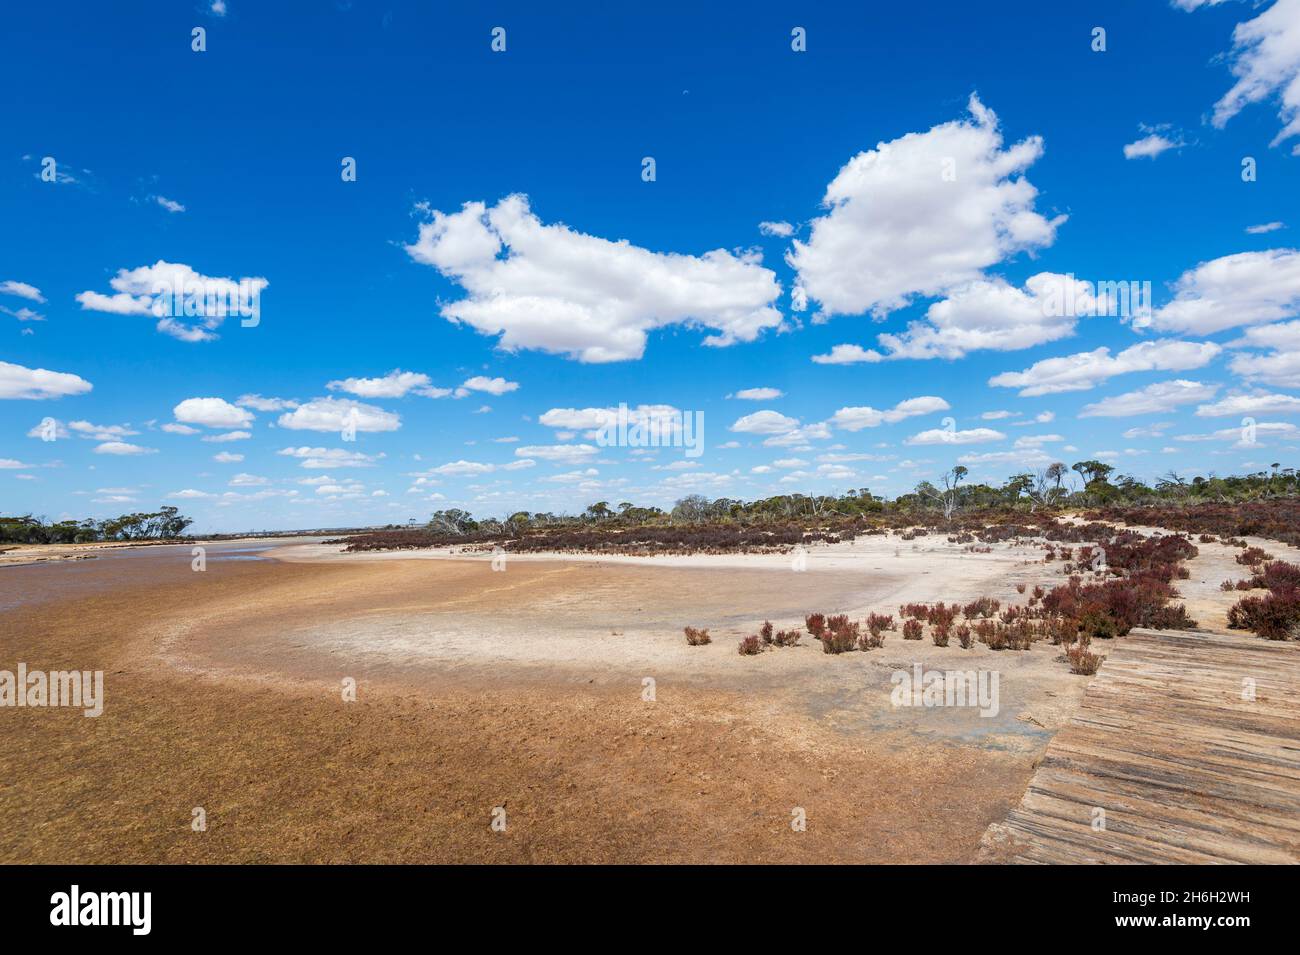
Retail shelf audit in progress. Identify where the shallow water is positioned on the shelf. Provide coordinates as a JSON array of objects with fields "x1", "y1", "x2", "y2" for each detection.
[{"x1": 0, "y1": 538, "x2": 323, "y2": 612}]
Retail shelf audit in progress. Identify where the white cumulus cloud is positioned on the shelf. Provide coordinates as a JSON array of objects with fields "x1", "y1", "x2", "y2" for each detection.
[
  {"x1": 0, "y1": 280, "x2": 45, "y2": 303},
  {"x1": 729, "y1": 410, "x2": 801, "y2": 434},
  {"x1": 906, "y1": 427, "x2": 1005, "y2": 446},
  {"x1": 277, "y1": 397, "x2": 401, "y2": 433},
  {"x1": 1137, "y1": 249, "x2": 1300, "y2": 335},
  {"x1": 828, "y1": 396, "x2": 951, "y2": 431},
  {"x1": 1196, "y1": 391, "x2": 1300, "y2": 416},
  {"x1": 989, "y1": 339, "x2": 1222, "y2": 396},
  {"x1": 173, "y1": 397, "x2": 254, "y2": 430},
  {"x1": 76, "y1": 260, "x2": 267, "y2": 342},
  {"x1": 1207, "y1": 0, "x2": 1300, "y2": 152},
  {"x1": 405, "y1": 194, "x2": 782, "y2": 362},
  {"x1": 1079, "y1": 379, "x2": 1220, "y2": 417},
  {"x1": 821, "y1": 273, "x2": 1099, "y2": 362},
  {"x1": 0, "y1": 360, "x2": 93, "y2": 400},
  {"x1": 731, "y1": 387, "x2": 783, "y2": 401},
  {"x1": 787, "y1": 94, "x2": 1064, "y2": 319}
]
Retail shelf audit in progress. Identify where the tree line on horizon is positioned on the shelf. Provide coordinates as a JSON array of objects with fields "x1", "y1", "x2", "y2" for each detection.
[
  {"x1": 5, "y1": 461, "x2": 1296, "y2": 544},
  {"x1": 0, "y1": 506, "x2": 193, "y2": 545},
  {"x1": 412, "y1": 461, "x2": 1300, "y2": 535}
]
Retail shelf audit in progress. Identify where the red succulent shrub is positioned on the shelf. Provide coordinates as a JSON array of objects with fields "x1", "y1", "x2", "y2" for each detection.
[
  {"x1": 981, "y1": 625, "x2": 1008, "y2": 650},
  {"x1": 820, "y1": 627, "x2": 859, "y2": 654},
  {"x1": 859, "y1": 628, "x2": 885, "y2": 650},
  {"x1": 927, "y1": 603, "x2": 959, "y2": 629},
  {"x1": 1253, "y1": 561, "x2": 1300, "y2": 592},
  {"x1": 684, "y1": 626, "x2": 711, "y2": 646},
  {"x1": 866, "y1": 612, "x2": 896, "y2": 637},
  {"x1": 962, "y1": 596, "x2": 999, "y2": 619},
  {"x1": 1066, "y1": 643, "x2": 1101, "y2": 675},
  {"x1": 1237, "y1": 546, "x2": 1272, "y2": 567},
  {"x1": 1227, "y1": 562, "x2": 1300, "y2": 640}
]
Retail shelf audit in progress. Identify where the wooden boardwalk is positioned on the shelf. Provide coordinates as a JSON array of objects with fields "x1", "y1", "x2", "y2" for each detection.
[{"x1": 979, "y1": 628, "x2": 1300, "y2": 864}]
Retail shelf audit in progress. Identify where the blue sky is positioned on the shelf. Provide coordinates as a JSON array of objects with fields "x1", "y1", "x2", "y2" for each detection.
[{"x1": 3, "y1": 0, "x2": 1300, "y2": 533}]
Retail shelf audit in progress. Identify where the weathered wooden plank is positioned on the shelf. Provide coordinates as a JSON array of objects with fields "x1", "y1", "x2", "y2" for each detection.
[{"x1": 978, "y1": 628, "x2": 1300, "y2": 865}]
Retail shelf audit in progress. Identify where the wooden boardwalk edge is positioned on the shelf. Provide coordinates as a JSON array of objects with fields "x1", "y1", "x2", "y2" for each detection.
[{"x1": 977, "y1": 628, "x2": 1300, "y2": 865}]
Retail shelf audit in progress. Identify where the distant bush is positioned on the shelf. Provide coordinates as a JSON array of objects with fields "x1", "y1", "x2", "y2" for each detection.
[
  {"x1": 805, "y1": 613, "x2": 826, "y2": 638},
  {"x1": 684, "y1": 626, "x2": 711, "y2": 646},
  {"x1": 759, "y1": 620, "x2": 774, "y2": 645},
  {"x1": 820, "y1": 616, "x2": 860, "y2": 654},
  {"x1": 981, "y1": 625, "x2": 1008, "y2": 651},
  {"x1": 738, "y1": 635, "x2": 763, "y2": 655},
  {"x1": 902, "y1": 619, "x2": 923, "y2": 640},
  {"x1": 1066, "y1": 643, "x2": 1101, "y2": 675},
  {"x1": 927, "y1": 603, "x2": 959, "y2": 629},
  {"x1": 1038, "y1": 531, "x2": 1198, "y2": 637},
  {"x1": 866, "y1": 613, "x2": 896, "y2": 637},
  {"x1": 1237, "y1": 546, "x2": 1273, "y2": 567},
  {"x1": 1144, "y1": 603, "x2": 1198, "y2": 630},
  {"x1": 962, "y1": 596, "x2": 1000, "y2": 619},
  {"x1": 859, "y1": 628, "x2": 885, "y2": 650},
  {"x1": 1228, "y1": 579, "x2": 1300, "y2": 641},
  {"x1": 956, "y1": 624, "x2": 973, "y2": 649},
  {"x1": 1006, "y1": 620, "x2": 1034, "y2": 650},
  {"x1": 1043, "y1": 617, "x2": 1077, "y2": 645},
  {"x1": 1252, "y1": 561, "x2": 1300, "y2": 592}
]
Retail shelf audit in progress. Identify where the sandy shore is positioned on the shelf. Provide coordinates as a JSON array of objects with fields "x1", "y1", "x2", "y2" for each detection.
[{"x1": 2, "y1": 526, "x2": 1289, "y2": 863}]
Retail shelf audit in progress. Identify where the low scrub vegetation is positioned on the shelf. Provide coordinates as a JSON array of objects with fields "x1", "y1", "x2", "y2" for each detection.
[
  {"x1": 755, "y1": 528, "x2": 1199, "y2": 669},
  {"x1": 866, "y1": 613, "x2": 896, "y2": 639},
  {"x1": 1227, "y1": 560, "x2": 1300, "y2": 640},
  {"x1": 684, "y1": 626, "x2": 711, "y2": 646},
  {"x1": 962, "y1": 597, "x2": 1000, "y2": 619},
  {"x1": 820, "y1": 616, "x2": 861, "y2": 654},
  {"x1": 1237, "y1": 546, "x2": 1273, "y2": 567},
  {"x1": 325, "y1": 475, "x2": 1300, "y2": 565},
  {"x1": 1066, "y1": 642, "x2": 1102, "y2": 675}
]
